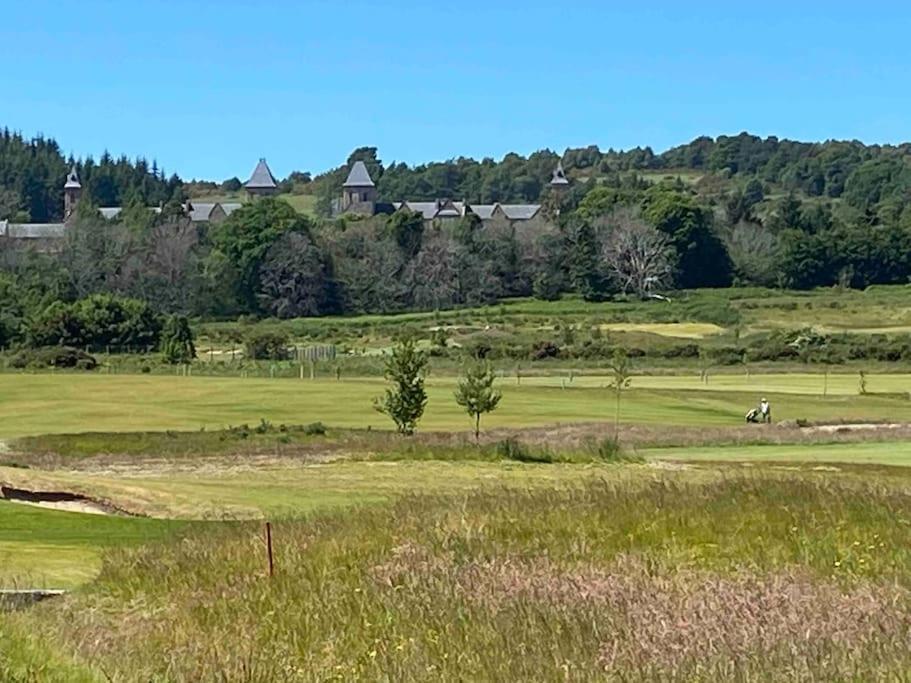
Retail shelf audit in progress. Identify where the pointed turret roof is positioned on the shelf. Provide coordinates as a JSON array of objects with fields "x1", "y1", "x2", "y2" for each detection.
[
  {"x1": 245, "y1": 158, "x2": 277, "y2": 189},
  {"x1": 64, "y1": 165, "x2": 81, "y2": 189},
  {"x1": 343, "y1": 160, "x2": 375, "y2": 188},
  {"x1": 550, "y1": 162, "x2": 569, "y2": 186}
]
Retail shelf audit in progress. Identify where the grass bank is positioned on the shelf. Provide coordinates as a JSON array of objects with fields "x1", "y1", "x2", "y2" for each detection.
[{"x1": 6, "y1": 471, "x2": 911, "y2": 680}]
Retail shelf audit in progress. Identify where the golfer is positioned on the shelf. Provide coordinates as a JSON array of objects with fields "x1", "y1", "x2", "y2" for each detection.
[{"x1": 759, "y1": 397, "x2": 771, "y2": 424}]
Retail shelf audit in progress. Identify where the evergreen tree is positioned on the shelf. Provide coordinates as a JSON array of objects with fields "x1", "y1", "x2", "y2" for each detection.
[
  {"x1": 374, "y1": 337, "x2": 428, "y2": 435},
  {"x1": 160, "y1": 314, "x2": 196, "y2": 364},
  {"x1": 454, "y1": 361, "x2": 502, "y2": 440}
]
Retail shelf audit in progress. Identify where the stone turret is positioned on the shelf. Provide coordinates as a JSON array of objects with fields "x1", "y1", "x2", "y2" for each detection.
[
  {"x1": 550, "y1": 162, "x2": 570, "y2": 192},
  {"x1": 341, "y1": 161, "x2": 377, "y2": 215},
  {"x1": 63, "y1": 165, "x2": 82, "y2": 221},
  {"x1": 548, "y1": 161, "x2": 570, "y2": 217},
  {"x1": 244, "y1": 158, "x2": 278, "y2": 198}
]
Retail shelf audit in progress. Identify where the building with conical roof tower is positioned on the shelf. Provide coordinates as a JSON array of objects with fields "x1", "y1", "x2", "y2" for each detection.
[
  {"x1": 64, "y1": 165, "x2": 82, "y2": 221},
  {"x1": 341, "y1": 160, "x2": 377, "y2": 215},
  {"x1": 550, "y1": 162, "x2": 570, "y2": 191},
  {"x1": 244, "y1": 158, "x2": 278, "y2": 198}
]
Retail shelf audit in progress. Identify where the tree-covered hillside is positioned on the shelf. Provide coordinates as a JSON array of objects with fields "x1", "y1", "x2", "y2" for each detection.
[
  {"x1": 0, "y1": 129, "x2": 182, "y2": 222},
  {"x1": 1, "y1": 129, "x2": 911, "y2": 336}
]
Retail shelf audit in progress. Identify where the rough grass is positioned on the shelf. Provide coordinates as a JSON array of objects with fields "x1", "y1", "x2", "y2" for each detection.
[{"x1": 6, "y1": 472, "x2": 911, "y2": 680}]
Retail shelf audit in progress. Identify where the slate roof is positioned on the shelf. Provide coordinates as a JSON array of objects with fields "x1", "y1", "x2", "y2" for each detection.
[
  {"x1": 64, "y1": 166, "x2": 81, "y2": 189},
  {"x1": 469, "y1": 205, "x2": 496, "y2": 219},
  {"x1": 3, "y1": 222, "x2": 67, "y2": 239},
  {"x1": 343, "y1": 161, "x2": 375, "y2": 187},
  {"x1": 187, "y1": 202, "x2": 216, "y2": 222},
  {"x1": 500, "y1": 204, "x2": 541, "y2": 220},
  {"x1": 393, "y1": 200, "x2": 540, "y2": 221},
  {"x1": 245, "y1": 158, "x2": 277, "y2": 189},
  {"x1": 395, "y1": 200, "x2": 465, "y2": 220}
]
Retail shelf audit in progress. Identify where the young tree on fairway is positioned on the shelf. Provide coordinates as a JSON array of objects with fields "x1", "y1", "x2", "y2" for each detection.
[
  {"x1": 375, "y1": 337, "x2": 428, "y2": 435},
  {"x1": 454, "y1": 362, "x2": 502, "y2": 440},
  {"x1": 607, "y1": 348, "x2": 632, "y2": 437}
]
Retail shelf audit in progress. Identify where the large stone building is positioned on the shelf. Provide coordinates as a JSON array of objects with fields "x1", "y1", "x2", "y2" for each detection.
[
  {"x1": 334, "y1": 159, "x2": 570, "y2": 232},
  {"x1": 1, "y1": 163, "x2": 250, "y2": 250}
]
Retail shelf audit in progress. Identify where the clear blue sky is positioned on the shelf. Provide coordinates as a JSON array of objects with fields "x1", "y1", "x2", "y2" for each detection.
[{"x1": 1, "y1": 1, "x2": 907, "y2": 180}]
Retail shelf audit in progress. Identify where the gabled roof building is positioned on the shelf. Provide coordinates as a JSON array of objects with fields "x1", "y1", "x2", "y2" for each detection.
[{"x1": 336, "y1": 159, "x2": 566, "y2": 230}]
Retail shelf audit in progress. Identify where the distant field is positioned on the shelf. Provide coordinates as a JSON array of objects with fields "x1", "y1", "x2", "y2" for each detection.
[
  {"x1": 187, "y1": 192, "x2": 316, "y2": 215},
  {"x1": 0, "y1": 373, "x2": 908, "y2": 439}
]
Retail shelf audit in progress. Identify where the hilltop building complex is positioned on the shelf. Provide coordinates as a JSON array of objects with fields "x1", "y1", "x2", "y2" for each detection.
[{"x1": 2, "y1": 156, "x2": 569, "y2": 248}]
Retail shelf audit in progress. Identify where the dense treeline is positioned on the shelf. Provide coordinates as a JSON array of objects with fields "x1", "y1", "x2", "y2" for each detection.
[
  {"x1": 2, "y1": 130, "x2": 911, "y2": 338},
  {"x1": 0, "y1": 129, "x2": 182, "y2": 222}
]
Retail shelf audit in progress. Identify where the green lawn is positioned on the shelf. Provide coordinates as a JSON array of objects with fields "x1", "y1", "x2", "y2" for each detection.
[
  {"x1": 0, "y1": 500, "x2": 187, "y2": 588},
  {"x1": 647, "y1": 440, "x2": 911, "y2": 467},
  {"x1": 0, "y1": 373, "x2": 908, "y2": 439}
]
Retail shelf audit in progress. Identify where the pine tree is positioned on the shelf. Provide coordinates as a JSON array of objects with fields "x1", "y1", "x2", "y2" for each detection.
[
  {"x1": 160, "y1": 315, "x2": 196, "y2": 364},
  {"x1": 454, "y1": 362, "x2": 502, "y2": 440}
]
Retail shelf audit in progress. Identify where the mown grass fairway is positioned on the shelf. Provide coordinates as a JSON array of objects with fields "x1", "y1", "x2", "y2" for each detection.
[
  {"x1": 0, "y1": 500, "x2": 187, "y2": 588},
  {"x1": 648, "y1": 441, "x2": 911, "y2": 466},
  {"x1": 1, "y1": 372, "x2": 908, "y2": 439}
]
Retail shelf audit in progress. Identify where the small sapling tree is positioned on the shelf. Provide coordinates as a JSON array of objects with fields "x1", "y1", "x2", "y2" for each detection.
[
  {"x1": 454, "y1": 361, "x2": 502, "y2": 440},
  {"x1": 607, "y1": 348, "x2": 632, "y2": 438},
  {"x1": 375, "y1": 336, "x2": 428, "y2": 435},
  {"x1": 161, "y1": 315, "x2": 196, "y2": 365}
]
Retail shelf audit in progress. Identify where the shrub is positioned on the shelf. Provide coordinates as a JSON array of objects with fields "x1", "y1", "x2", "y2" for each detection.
[
  {"x1": 244, "y1": 331, "x2": 291, "y2": 360},
  {"x1": 529, "y1": 340, "x2": 561, "y2": 361},
  {"x1": 27, "y1": 295, "x2": 161, "y2": 352},
  {"x1": 303, "y1": 421, "x2": 327, "y2": 436},
  {"x1": 584, "y1": 437, "x2": 644, "y2": 463},
  {"x1": 495, "y1": 438, "x2": 554, "y2": 463},
  {"x1": 10, "y1": 346, "x2": 98, "y2": 370}
]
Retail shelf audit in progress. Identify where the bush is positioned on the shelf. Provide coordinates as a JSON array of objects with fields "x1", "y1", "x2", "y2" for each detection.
[
  {"x1": 495, "y1": 438, "x2": 554, "y2": 463},
  {"x1": 662, "y1": 343, "x2": 700, "y2": 359},
  {"x1": 9, "y1": 346, "x2": 97, "y2": 370},
  {"x1": 529, "y1": 340, "x2": 561, "y2": 361},
  {"x1": 244, "y1": 331, "x2": 291, "y2": 360},
  {"x1": 27, "y1": 295, "x2": 161, "y2": 352},
  {"x1": 584, "y1": 437, "x2": 644, "y2": 463},
  {"x1": 303, "y1": 421, "x2": 327, "y2": 436}
]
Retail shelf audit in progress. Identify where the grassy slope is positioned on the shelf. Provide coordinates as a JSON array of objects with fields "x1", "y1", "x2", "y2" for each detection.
[
  {"x1": 7, "y1": 472, "x2": 911, "y2": 680},
  {"x1": 0, "y1": 500, "x2": 187, "y2": 588},
  {"x1": 0, "y1": 461, "x2": 626, "y2": 587},
  {"x1": 0, "y1": 373, "x2": 908, "y2": 439}
]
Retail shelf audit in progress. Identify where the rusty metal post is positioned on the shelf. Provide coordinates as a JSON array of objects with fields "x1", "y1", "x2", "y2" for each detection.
[{"x1": 265, "y1": 522, "x2": 274, "y2": 577}]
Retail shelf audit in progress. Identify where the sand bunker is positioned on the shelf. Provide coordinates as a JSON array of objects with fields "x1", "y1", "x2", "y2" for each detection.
[{"x1": 1, "y1": 484, "x2": 127, "y2": 516}]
